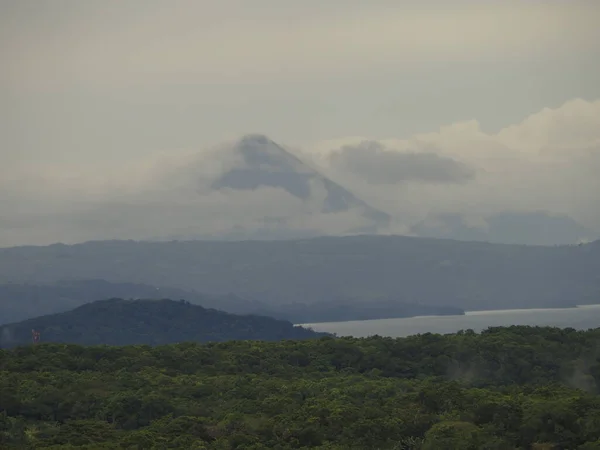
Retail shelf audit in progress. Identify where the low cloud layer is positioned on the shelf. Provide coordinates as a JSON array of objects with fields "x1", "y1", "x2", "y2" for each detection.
[
  {"x1": 1, "y1": 98, "x2": 599, "y2": 247},
  {"x1": 305, "y1": 98, "x2": 600, "y2": 236},
  {"x1": 329, "y1": 140, "x2": 475, "y2": 185}
]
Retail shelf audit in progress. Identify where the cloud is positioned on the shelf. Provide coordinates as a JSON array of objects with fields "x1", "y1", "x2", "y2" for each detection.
[
  {"x1": 2, "y1": 1, "x2": 599, "y2": 90},
  {"x1": 0, "y1": 136, "x2": 381, "y2": 246},
  {"x1": 0, "y1": 187, "x2": 376, "y2": 247},
  {"x1": 306, "y1": 98, "x2": 600, "y2": 233},
  {"x1": 0, "y1": 188, "x2": 305, "y2": 246},
  {"x1": 1, "y1": 98, "x2": 599, "y2": 247},
  {"x1": 328, "y1": 140, "x2": 475, "y2": 185}
]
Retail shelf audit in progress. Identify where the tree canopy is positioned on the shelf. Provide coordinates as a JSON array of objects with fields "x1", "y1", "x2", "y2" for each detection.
[{"x1": 2, "y1": 325, "x2": 600, "y2": 448}]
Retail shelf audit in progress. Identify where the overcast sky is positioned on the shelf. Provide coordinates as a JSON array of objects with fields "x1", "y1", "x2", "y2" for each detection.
[{"x1": 1, "y1": 0, "x2": 600, "y2": 246}]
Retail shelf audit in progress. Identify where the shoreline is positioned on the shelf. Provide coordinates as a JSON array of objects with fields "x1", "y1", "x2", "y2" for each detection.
[{"x1": 297, "y1": 304, "x2": 600, "y2": 327}]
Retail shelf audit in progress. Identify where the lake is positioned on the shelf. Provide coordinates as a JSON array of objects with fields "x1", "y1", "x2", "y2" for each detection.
[{"x1": 299, "y1": 305, "x2": 600, "y2": 338}]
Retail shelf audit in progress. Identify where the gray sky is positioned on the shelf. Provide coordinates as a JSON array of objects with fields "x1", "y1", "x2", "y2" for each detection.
[{"x1": 1, "y1": 0, "x2": 600, "y2": 246}]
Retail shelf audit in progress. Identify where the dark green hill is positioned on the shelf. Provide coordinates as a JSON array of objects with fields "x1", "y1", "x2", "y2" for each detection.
[{"x1": 0, "y1": 298, "x2": 329, "y2": 347}]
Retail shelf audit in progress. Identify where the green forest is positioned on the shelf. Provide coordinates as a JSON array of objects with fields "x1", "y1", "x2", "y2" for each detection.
[{"x1": 2, "y1": 326, "x2": 600, "y2": 449}]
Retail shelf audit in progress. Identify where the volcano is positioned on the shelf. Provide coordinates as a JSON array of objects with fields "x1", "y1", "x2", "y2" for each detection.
[{"x1": 207, "y1": 134, "x2": 391, "y2": 235}]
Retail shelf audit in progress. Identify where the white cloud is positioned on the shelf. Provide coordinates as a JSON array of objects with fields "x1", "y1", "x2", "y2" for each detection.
[{"x1": 305, "y1": 98, "x2": 600, "y2": 231}]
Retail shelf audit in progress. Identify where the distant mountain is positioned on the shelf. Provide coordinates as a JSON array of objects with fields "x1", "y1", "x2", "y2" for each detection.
[
  {"x1": 412, "y1": 211, "x2": 598, "y2": 246},
  {"x1": 211, "y1": 135, "x2": 391, "y2": 231},
  {"x1": 0, "y1": 298, "x2": 330, "y2": 348},
  {"x1": 0, "y1": 279, "x2": 464, "y2": 326},
  {"x1": 155, "y1": 134, "x2": 390, "y2": 241},
  {"x1": 1, "y1": 236, "x2": 598, "y2": 312}
]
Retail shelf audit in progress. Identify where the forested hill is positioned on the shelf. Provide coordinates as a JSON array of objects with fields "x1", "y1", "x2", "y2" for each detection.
[
  {"x1": 0, "y1": 236, "x2": 598, "y2": 311},
  {"x1": 0, "y1": 280, "x2": 264, "y2": 325},
  {"x1": 0, "y1": 299, "x2": 329, "y2": 348},
  {"x1": 0, "y1": 279, "x2": 463, "y2": 326},
  {"x1": 2, "y1": 326, "x2": 600, "y2": 448}
]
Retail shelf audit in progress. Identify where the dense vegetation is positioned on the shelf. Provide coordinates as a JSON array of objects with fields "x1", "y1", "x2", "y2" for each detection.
[
  {"x1": 0, "y1": 280, "x2": 463, "y2": 326},
  {"x1": 2, "y1": 326, "x2": 600, "y2": 448},
  {"x1": 1, "y1": 237, "x2": 598, "y2": 311},
  {"x1": 0, "y1": 299, "x2": 329, "y2": 348}
]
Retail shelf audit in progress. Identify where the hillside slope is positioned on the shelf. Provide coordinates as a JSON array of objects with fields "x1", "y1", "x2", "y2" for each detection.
[
  {"x1": 0, "y1": 298, "x2": 329, "y2": 347},
  {"x1": 0, "y1": 236, "x2": 598, "y2": 311}
]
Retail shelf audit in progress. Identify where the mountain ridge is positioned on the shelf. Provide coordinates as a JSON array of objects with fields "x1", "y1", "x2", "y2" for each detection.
[{"x1": 1, "y1": 235, "x2": 598, "y2": 312}]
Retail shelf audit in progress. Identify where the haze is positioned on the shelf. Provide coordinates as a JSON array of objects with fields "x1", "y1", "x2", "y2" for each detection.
[{"x1": 2, "y1": 0, "x2": 600, "y2": 247}]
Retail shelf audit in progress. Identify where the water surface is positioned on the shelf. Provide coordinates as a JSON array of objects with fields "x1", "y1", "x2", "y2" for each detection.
[{"x1": 300, "y1": 305, "x2": 600, "y2": 338}]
